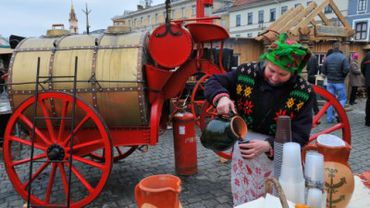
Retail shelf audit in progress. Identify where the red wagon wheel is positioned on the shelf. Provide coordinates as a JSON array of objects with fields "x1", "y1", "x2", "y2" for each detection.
[
  {"x1": 199, "y1": 85, "x2": 351, "y2": 160},
  {"x1": 190, "y1": 74, "x2": 211, "y2": 127},
  {"x1": 310, "y1": 85, "x2": 351, "y2": 144},
  {"x1": 3, "y1": 92, "x2": 112, "y2": 208},
  {"x1": 89, "y1": 145, "x2": 138, "y2": 163}
]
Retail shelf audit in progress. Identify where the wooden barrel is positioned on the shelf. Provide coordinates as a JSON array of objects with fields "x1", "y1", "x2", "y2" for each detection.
[{"x1": 8, "y1": 31, "x2": 149, "y2": 127}]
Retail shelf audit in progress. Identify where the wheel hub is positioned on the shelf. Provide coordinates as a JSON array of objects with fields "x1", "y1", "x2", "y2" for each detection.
[{"x1": 47, "y1": 144, "x2": 65, "y2": 161}]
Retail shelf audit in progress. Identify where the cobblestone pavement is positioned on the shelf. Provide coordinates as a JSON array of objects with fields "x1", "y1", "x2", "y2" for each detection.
[{"x1": 0, "y1": 98, "x2": 369, "y2": 208}]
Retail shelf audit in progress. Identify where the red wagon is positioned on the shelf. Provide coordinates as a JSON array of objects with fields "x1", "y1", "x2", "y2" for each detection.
[
  {"x1": 1, "y1": 1, "x2": 351, "y2": 207},
  {"x1": 2, "y1": 1, "x2": 230, "y2": 207}
]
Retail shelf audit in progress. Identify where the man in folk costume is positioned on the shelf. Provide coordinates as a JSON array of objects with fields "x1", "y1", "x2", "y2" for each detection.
[{"x1": 204, "y1": 33, "x2": 314, "y2": 205}]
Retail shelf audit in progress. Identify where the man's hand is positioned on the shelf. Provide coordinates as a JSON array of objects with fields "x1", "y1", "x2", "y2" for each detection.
[
  {"x1": 216, "y1": 96, "x2": 236, "y2": 115},
  {"x1": 239, "y1": 140, "x2": 271, "y2": 160}
]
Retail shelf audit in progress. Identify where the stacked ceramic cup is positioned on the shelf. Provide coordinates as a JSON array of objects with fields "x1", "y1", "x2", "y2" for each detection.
[
  {"x1": 278, "y1": 142, "x2": 305, "y2": 204},
  {"x1": 304, "y1": 150, "x2": 324, "y2": 207}
]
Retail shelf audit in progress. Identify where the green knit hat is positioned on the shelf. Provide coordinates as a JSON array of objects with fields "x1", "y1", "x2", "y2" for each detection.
[{"x1": 260, "y1": 33, "x2": 311, "y2": 74}]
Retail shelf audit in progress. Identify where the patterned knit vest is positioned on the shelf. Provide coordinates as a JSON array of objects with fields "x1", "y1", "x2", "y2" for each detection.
[{"x1": 235, "y1": 63, "x2": 312, "y2": 136}]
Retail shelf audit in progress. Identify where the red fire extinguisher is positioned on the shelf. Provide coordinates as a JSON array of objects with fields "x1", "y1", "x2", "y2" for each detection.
[{"x1": 172, "y1": 110, "x2": 197, "y2": 175}]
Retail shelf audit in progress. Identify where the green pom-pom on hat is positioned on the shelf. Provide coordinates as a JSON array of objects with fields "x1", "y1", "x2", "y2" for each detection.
[{"x1": 260, "y1": 33, "x2": 311, "y2": 74}]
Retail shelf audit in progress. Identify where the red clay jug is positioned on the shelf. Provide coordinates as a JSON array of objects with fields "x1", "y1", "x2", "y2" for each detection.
[
  {"x1": 135, "y1": 174, "x2": 182, "y2": 208},
  {"x1": 303, "y1": 134, "x2": 351, "y2": 165}
]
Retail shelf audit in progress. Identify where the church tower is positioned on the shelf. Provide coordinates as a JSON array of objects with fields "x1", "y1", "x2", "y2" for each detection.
[{"x1": 69, "y1": 0, "x2": 78, "y2": 34}]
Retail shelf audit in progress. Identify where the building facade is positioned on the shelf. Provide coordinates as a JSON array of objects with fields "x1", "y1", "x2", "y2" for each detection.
[
  {"x1": 229, "y1": 0, "x2": 349, "y2": 38},
  {"x1": 112, "y1": 0, "x2": 231, "y2": 32},
  {"x1": 347, "y1": 0, "x2": 370, "y2": 42}
]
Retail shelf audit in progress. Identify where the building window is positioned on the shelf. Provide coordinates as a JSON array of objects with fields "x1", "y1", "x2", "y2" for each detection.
[
  {"x1": 270, "y1": 8, "x2": 276, "y2": 22},
  {"x1": 140, "y1": 17, "x2": 143, "y2": 26},
  {"x1": 248, "y1": 12, "x2": 253, "y2": 25},
  {"x1": 358, "y1": 0, "x2": 367, "y2": 12},
  {"x1": 148, "y1": 15, "x2": 151, "y2": 25},
  {"x1": 258, "y1": 10, "x2": 264, "y2": 24},
  {"x1": 192, "y1": 5, "x2": 196, "y2": 16},
  {"x1": 324, "y1": 5, "x2": 332, "y2": 13},
  {"x1": 281, "y1": 6, "x2": 288, "y2": 15},
  {"x1": 355, "y1": 21, "x2": 368, "y2": 40},
  {"x1": 171, "y1": 9, "x2": 176, "y2": 19},
  {"x1": 155, "y1": 13, "x2": 158, "y2": 24},
  {"x1": 236, "y1": 14, "x2": 241, "y2": 27},
  {"x1": 181, "y1": 7, "x2": 185, "y2": 18},
  {"x1": 205, "y1": 6, "x2": 212, "y2": 16}
]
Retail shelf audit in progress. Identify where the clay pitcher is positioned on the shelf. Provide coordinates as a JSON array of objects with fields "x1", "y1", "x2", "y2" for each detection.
[
  {"x1": 200, "y1": 115, "x2": 247, "y2": 152},
  {"x1": 302, "y1": 134, "x2": 354, "y2": 208},
  {"x1": 303, "y1": 134, "x2": 351, "y2": 165},
  {"x1": 135, "y1": 174, "x2": 182, "y2": 208}
]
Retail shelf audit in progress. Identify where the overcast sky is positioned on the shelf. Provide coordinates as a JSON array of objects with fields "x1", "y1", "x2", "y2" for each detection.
[{"x1": 1, "y1": 0, "x2": 163, "y2": 38}]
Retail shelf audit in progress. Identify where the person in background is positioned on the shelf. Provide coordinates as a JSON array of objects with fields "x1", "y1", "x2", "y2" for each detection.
[
  {"x1": 307, "y1": 53, "x2": 320, "y2": 114},
  {"x1": 321, "y1": 42, "x2": 350, "y2": 123},
  {"x1": 361, "y1": 52, "x2": 370, "y2": 126},
  {"x1": 349, "y1": 52, "x2": 364, "y2": 105},
  {"x1": 204, "y1": 33, "x2": 314, "y2": 205}
]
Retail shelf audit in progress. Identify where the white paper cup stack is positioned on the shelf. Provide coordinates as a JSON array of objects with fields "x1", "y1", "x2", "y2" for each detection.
[
  {"x1": 304, "y1": 151, "x2": 324, "y2": 189},
  {"x1": 306, "y1": 188, "x2": 323, "y2": 208},
  {"x1": 278, "y1": 142, "x2": 305, "y2": 204}
]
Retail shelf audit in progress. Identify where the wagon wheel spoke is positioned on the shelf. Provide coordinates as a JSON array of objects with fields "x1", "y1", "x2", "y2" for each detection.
[
  {"x1": 62, "y1": 115, "x2": 90, "y2": 146},
  {"x1": 58, "y1": 100, "x2": 70, "y2": 142},
  {"x1": 45, "y1": 163, "x2": 57, "y2": 203},
  {"x1": 11, "y1": 153, "x2": 47, "y2": 167},
  {"x1": 310, "y1": 123, "x2": 344, "y2": 140},
  {"x1": 71, "y1": 155, "x2": 105, "y2": 170},
  {"x1": 66, "y1": 163, "x2": 94, "y2": 193},
  {"x1": 22, "y1": 161, "x2": 50, "y2": 189},
  {"x1": 39, "y1": 99, "x2": 57, "y2": 143},
  {"x1": 58, "y1": 163, "x2": 70, "y2": 199},
  {"x1": 205, "y1": 106, "x2": 217, "y2": 116},
  {"x1": 19, "y1": 114, "x2": 52, "y2": 146},
  {"x1": 190, "y1": 74, "x2": 210, "y2": 126},
  {"x1": 9, "y1": 136, "x2": 47, "y2": 151},
  {"x1": 66, "y1": 139, "x2": 103, "y2": 152},
  {"x1": 312, "y1": 102, "x2": 331, "y2": 127}
]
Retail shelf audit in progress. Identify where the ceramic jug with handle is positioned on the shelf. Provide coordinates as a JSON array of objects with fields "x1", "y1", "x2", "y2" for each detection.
[
  {"x1": 135, "y1": 174, "x2": 182, "y2": 208},
  {"x1": 200, "y1": 115, "x2": 247, "y2": 152}
]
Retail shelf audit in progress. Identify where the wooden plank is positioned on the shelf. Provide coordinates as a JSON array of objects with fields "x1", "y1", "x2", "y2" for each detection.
[
  {"x1": 315, "y1": 25, "x2": 349, "y2": 37},
  {"x1": 289, "y1": 0, "x2": 330, "y2": 35},
  {"x1": 308, "y1": 36, "x2": 341, "y2": 42},
  {"x1": 318, "y1": 11, "x2": 333, "y2": 26},
  {"x1": 286, "y1": 2, "x2": 317, "y2": 36},
  {"x1": 269, "y1": 7, "x2": 299, "y2": 32},
  {"x1": 328, "y1": 0, "x2": 354, "y2": 36},
  {"x1": 255, "y1": 6, "x2": 303, "y2": 41}
]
